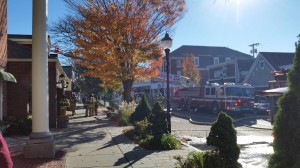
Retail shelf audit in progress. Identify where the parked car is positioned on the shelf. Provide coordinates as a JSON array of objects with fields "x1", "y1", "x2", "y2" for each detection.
[{"x1": 254, "y1": 96, "x2": 270, "y2": 114}]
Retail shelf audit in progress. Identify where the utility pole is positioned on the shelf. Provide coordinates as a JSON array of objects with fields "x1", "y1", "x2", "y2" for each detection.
[{"x1": 249, "y1": 43, "x2": 260, "y2": 57}]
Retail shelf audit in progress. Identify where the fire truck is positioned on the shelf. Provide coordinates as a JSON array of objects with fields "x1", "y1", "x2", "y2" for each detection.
[{"x1": 171, "y1": 82, "x2": 255, "y2": 114}]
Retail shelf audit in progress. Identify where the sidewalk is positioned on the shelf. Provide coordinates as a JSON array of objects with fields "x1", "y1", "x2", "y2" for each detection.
[{"x1": 6, "y1": 106, "x2": 196, "y2": 168}]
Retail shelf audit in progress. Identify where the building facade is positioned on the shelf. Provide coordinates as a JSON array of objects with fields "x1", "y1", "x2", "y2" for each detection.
[
  {"x1": 168, "y1": 45, "x2": 254, "y2": 86},
  {"x1": 207, "y1": 59, "x2": 254, "y2": 84},
  {"x1": 6, "y1": 35, "x2": 69, "y2": 128},
  {"x1": 243, "y1": 52, "x2": 294, "y2": 92}
]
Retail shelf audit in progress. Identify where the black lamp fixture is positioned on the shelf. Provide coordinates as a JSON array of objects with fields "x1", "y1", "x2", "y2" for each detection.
[
  {"x1": 59, "y1": 73, "x2": 65, "y2": 82},
  {"x1": 161, "y1": 32, "x2": 173, "y2": 134},
  {"x1": 58, "y1": 74, "x2": 69, "y2": 99}
]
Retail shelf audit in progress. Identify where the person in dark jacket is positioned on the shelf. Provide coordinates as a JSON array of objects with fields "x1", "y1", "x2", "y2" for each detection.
[{"x1": 0, "y1": 133, "x2": 13, "y2": 168}]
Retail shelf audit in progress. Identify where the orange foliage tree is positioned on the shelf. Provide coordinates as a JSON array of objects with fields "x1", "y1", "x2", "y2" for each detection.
[
  {"x1": 181, "y1": 54, "x2": 201, "y2": 84},
  {"x1": 51, "y1": 0, "x2": 186, "y2": 102}
]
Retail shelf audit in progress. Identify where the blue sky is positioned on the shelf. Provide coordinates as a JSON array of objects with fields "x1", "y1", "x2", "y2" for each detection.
[{"x1": 7, "y1": 0, "x2": 300, "y2": 57}]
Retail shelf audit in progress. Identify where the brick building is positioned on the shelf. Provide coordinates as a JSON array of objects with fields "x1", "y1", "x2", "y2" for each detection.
[
  {"x1": 6, "y1": 34, "x2": 69, "y2": 128},
  {"x1": 0, "y1": 0, "x2": 17, "y2": 121}
]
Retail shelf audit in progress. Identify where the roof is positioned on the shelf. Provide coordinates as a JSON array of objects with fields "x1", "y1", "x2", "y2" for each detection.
[
  {"x1": 237, "y1": 59, "x2": 254, "y2": 71},
  {"x1": 62, "y1": 66, "x2": 73, "y2": 79},
  {"x1": 261, "y1": 52, "x2": 294, "y2": 70},
  {"x1": 171, "y1": 45, "x2": 252, "y2": 59},
  {"x1": 7, "y1": 39, "x2": 57, "y2": 60},
  {"x1": 7, "y1": 40, "x2": 32, "y2": 59},
  {"x1": 259, "y1": 87, "x2": 288, "y2": 96},
  {"x1": 8, "y1": 34, "x2": 33, "y2": 40}
]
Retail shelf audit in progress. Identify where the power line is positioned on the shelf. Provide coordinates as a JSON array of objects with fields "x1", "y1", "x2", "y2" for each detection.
[{"x1": 249, "y1": 43, "x2": 260, "y2": 57}]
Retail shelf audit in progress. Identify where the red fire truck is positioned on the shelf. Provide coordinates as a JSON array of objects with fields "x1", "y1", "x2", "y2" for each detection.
[{"x1": 171, "y1": 82, "x2": 255, "y2": 114}]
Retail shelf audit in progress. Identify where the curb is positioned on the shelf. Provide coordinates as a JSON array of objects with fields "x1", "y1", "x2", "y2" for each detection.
[{"x1": 172, "y1": 112, "x2": 273, "y2": 130}]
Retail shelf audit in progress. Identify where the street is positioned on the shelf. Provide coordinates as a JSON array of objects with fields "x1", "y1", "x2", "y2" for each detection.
[{"x1": 171, "y1": 110, "x2": 273, "y2": 168}]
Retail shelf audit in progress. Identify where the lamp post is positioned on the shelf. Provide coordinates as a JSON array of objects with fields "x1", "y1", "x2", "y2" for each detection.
[{"x1": 161, "y1": 32, "x2": 173, "y2": 133}]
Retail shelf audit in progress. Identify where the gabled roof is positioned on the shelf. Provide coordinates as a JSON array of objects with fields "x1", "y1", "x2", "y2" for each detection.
[
  {"x1": 260, "y1": 52, "x2": 294, "y2": 70},
  {"x1": 171, "y1": 45, "x2": 252, "y2": 59},
  {"x1": 62, "y1": 66, "x2": 73, "y2": 79}
]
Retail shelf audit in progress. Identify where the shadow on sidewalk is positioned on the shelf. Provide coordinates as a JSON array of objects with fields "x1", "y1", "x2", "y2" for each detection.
[
  {"x1": 52, "y1": 116, "x2": 111, "y2": 151},
  {"x1": 115, "y1": 146, "x2": 155, "y2": 167}
]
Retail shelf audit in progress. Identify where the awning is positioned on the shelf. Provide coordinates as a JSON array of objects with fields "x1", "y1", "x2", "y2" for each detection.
[
  {"x1": 0, "y1": 70, "x2": 17, "y2": 83},
  {"x1": 258, "y1": 87, "x2": 288, "y2": 97}
]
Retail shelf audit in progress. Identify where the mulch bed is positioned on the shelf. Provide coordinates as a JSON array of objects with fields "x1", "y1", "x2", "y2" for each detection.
[{"x1": 11, "y1": 150, "x2": 66, "y2": 168}]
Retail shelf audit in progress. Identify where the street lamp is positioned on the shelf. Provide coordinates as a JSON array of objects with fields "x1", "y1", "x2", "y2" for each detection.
[{"x1": 161, "y1": 32, "x2": 173, "y2": 133}]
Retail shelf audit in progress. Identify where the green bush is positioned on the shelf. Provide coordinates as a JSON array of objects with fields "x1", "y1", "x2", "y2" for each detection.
[
  {"x1": 269, "y1": 39, "x2": 300, "y2": 168},
  {"x1": 148, "y1": 101, "x2": 168, "y2": 135},
  {"x1": 206, "y1": 112, "x2": 240, "y2": 168},
  {"x1": 126, "y1": 118, "x2": 180, "y2": 150},
  {"x1": 202, "y1": 152, "x2": 221, "y2": 168},
  {"x1": 143, "y1": 133, "x2": 181, "y2": 150},
  {"x1": 160, "y1": 133, "x2": 181, "y2": 150},
  {"x1": 117, "y1": 101, "x2": 137, "y2": 126},
  {"x1": 132, "y1": 118, "x2": 151, "y2": 140},
  {"x1": 174, "y1": 151, "x2": 204, "y2": 168},
  {"x1": 130, "y1": 94, "x2": 151, "y2": 124},
  {"x1": 4, "y1": 116, "x2": 32, "y2": 136}
]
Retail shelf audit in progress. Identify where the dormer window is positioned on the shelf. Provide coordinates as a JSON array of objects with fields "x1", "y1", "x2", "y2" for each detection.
[{"x1": 214, "y1": 57, "x2": 219, "y2": 64}]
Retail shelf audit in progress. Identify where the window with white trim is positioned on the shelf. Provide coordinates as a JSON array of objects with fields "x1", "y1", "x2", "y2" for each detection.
[
  {"x1": 214, "y1": 57, "x2": 219, "y2": 64},
  {"x1": 194, "y1": 57, "x2": 199, "y2": 66},
  {"x1": 226, "y1": 57, "x2": 231, "y2": 62},
  {"x1": 259, "y1": 60, "x2": 265, "y2": 70}
]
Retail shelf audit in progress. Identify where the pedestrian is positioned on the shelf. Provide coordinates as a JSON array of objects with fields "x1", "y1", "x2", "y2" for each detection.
[{"x1": 0, "y1": 133, "x2": 13, "y2": 168}]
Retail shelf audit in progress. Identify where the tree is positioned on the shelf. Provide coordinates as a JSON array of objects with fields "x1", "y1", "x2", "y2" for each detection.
[
  {"x1": 72, "y1": 62, "x2": 104, "y2": 97},
  {"x1": 181, "y1": 54, "x2": 201, "y2": 84},
  {"x1": 51, "y1": 0, "x2": 186, "y2": 102},
  {"x1": 206, "y1": 112, "x2": 241, "y2": 168},
  {"x1": 269, "y1": 37, "x2": 300, "y2": 168},
  {"x1": 130, "y1": 94, "x2": 151, "y2": 124},
  {"x1": 148, "y1": 101, "x2": 168, "y2": 135}
]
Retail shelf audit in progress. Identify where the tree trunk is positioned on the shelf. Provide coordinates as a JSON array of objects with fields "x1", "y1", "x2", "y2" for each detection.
[{"x1": 123, "y1": 79, "x2": 134, "y2": 103}]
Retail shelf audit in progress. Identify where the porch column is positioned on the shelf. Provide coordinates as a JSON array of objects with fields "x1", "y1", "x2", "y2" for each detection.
[{"x1": 24, "y1": 0, "x2": 55, "y2": 158}]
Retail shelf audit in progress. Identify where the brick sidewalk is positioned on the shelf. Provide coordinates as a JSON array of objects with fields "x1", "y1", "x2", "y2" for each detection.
[{"x1": 11, "y1": 150, "x2": 66, "y2": 168}]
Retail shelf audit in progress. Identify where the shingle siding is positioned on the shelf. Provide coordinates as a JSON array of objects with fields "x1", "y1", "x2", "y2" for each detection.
[{"x1": 243, "y1": 52, "x2": 294, "y2": 91}]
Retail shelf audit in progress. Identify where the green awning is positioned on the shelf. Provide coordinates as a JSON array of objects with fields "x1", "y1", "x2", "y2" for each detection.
[{"x1": 0, "y1": 70, "x2": 17, "y2": 83}]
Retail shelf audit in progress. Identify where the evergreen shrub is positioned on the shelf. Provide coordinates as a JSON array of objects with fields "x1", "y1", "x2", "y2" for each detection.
[
  {"x1": 206, "y1": 112, "x2": 241, "y2": 168},
  {"x1": 269, "y1": 38, "x2": 300, "y2": 168},
  {"x1": 148, "y1": 101, "x2": 168, "y2": 135},
  {"x1": 130, "y1": 94, "x2": 151, "y2": 124}
]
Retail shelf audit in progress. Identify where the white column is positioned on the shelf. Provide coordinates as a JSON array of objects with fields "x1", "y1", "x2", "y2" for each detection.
[
  {"x1": 31, "y1": 0, "x2": 51, "y2": 138},
  {"x1": 24, "y1": 0, "x2": 54, "y2": 158}
]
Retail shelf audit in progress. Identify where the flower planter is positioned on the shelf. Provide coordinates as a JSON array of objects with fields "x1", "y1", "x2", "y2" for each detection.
[{"x1": 60, "y1": 106, "x2": 68, "y2": 116}]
